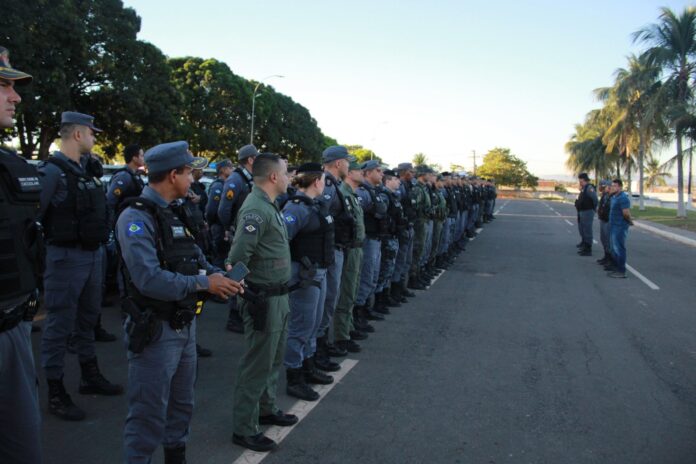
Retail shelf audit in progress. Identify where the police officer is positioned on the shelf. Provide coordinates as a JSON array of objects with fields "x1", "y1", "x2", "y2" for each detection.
[
  {"x1": 354, "y1": 160, "x2": 388, "y2": 320},
  {"x1": 391, "y1": 163, "x2": 417, "y2": 301},
  {"x1": 38, "y1": 111, "x2": 122, "y2": 421},
  {"x1": 575, "y1": 172, "x2": 598, "y2": 256},
  {"x1": 0, "y1": 46, "x2": 43, "y2": 464},
  {"x1": 408, "y1": 165, "x2": 432, "y2": 289},
  {"x1": 227, "y1": 153, "x2": 297, "y2": 452},
  {"x1": 316, "y1": 146, "x2": 357, "y2": 368},
  {"x1": 334, "y1": 160, "x2": 369, "y2": 353},
  {"x1": 106, "y1": 143, "x2": 145, "y2": 229},
  {"x1": 282, "y1": 163, "x2": 335, "y2": 402},
  {"x1": 205, "y1": 159, "x2": 233, "y2": 269},
  {"x1": 219, "y1": 145, "x2": 258, "y2": 333},
  {"x1": 596, "y1": 180, "x2": 613, "y2": 266},
  {"x1": 117, "y1": 141, "x2": 242, "y2": 463}
]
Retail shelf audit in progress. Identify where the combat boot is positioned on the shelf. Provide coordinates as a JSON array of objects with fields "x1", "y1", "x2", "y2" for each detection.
[
  {"x1": 373, "y1": 291, "x2": 390, "y2": 315},
  {"x1": 365, "y1": 301, "x2": 386, "y2": 321},
  {"x1": 337, "y1": 339, "x2": 361, "y2": 353},
  {"x1": 315, "y1": 336, "x2": 341, "y2": 371},
  {"x1": 48, "y1": 377, "x2": 85, "y2": 421},
  {"x1": 407, "y1": 275, "x2": 426, "y2": 290},
  {"x1": 353, "y1": 306, "x2": 375, "y2": 333},
  {"x1": 349, "y1": 329, "x2": 368, "y2": 340},
  {"x1": 303, "y1": 357, "x2": 334, "y2": 385},
  {"x1": 401, "y1": 280, "x2": 417, "y2": 298},
  {"x1": 94, "y1": 316, "x2": 117, "y2": 342},
  {"x1": 390, "y1": 282, "x2": 405, "y2": 303},
  {"x1": 164, "y1": 445, "x2": 187, "y2": 464},
  {"x1": 79, "y1": 357, "x2": 124, "y2": 396},
  {"x1": 286, "y1": 368, "x2": 319, "y2": 401},
  {"x1": 385, "y1": 286, "x2": 401, "y2": 307}
]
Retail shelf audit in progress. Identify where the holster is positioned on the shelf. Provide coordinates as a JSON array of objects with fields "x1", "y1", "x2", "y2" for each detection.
[
  {"x1": 240, "y1": 288, "x2": 269, "y2": 332},
  {"x1": 122, "y1": 297, "x2": 159, "y2": 354}
]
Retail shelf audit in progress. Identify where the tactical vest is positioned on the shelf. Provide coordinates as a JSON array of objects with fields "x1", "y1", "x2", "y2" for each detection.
[
  {"x1": 230, "y1": 167, "x2": 254, "y2": 225},
  {"x1": 328, "y1": 178, "x2": 357, "y2": 246},
  {"x1": 288, "y1": 195, "x2": 335, "y2": 268},
  {"x1": 577, "y1": 184, "x2": 596, "y2": 211},
  {"x1": 43, "y1": 156, "x2": 108, "y2": 250},
  {"x1": 120, "y1": 197, "x2": 201, "y2": 316},
  {"x1": 384, "y1": 188, "x2": 408, "y2": 236},
  {"x1": 597, "y1": 192, "x2": 611, "y2": 221},
  {"x1": 446, "y1": 187, "x2": 458, "y2": 217},
  {"x1": 112, "y1": 167, "x2": 144, "y2": 202},
  {"x1": 402, "y1": 182, "x2": 418, "y2": 223},
  {"x1": 363, "y1": 184, "x2": 389, "y2": 238},
  {"x1": 0, "y1": 149, "x2": 43, "y2": 300}
]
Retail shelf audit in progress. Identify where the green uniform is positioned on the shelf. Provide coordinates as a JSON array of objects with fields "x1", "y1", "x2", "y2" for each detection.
[
  {"x1": 226, "y1": 186, "x2": 291, "y2": 437},
  {"x1": 334, "y1": 182, "x2": 366, "y2": 342},
  {"x1": 429, "y1": 189, "x2": 447, "y2": 262},
  {"x1": 409, "y1": 180, "x2": 431, "y2": 277}
]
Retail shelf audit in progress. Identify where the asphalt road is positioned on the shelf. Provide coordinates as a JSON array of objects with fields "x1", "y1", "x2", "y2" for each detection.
[{"x1": 35, "y1": 199, "x2": 696, "y2": 464}]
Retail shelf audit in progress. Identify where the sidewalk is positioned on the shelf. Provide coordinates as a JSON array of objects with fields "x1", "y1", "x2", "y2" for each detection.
[{"x1": 634, "y1": 219, "x2": 696, "y2": 248}]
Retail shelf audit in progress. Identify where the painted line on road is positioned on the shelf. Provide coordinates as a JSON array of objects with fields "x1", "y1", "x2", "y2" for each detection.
[
  {"x1": 233, "y1": 358, "x2": 360, "y2": 464},
  {"x1": 475, "y1": 228, "x2": 483, "y2": 234},
  {"x1": 564, "y1": 219, "x2": 574, "y2": 226},
  {"x1": 554, "y1": 211, "x2": 561, "y2": 216},
  {"x1": 626, "y1": 264, "x2": 660, "y2": 291},
  {"x1": 497, "y1": 213, "x2": 574, "y2": 218},
  {"x1": 593, "y1": 239, "x2": 598, "y2": 244}
]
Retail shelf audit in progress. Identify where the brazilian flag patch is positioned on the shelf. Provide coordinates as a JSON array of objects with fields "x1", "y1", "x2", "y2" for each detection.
[{"x1": 126, "y1": 222, "x2": 145, "y2": 237}]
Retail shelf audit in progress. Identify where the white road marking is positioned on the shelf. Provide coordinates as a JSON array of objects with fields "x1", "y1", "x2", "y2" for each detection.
[
  {"x1": 232, "y1": 359, "x2": 360, "y2": 464},
  {"x1": 564, "y1": 219, "x2": 574, "y2": 226},
  {"x1": 592, "y1": 240, "x2": 598, "y2": 244},
  {"x1": 554, "y1": 211, "x2": 561, "y2": 216},
  {"x1": 625, "y1": 264, "x2": 660, "y2": 290},
  {"x1": 496, "y1": 213, "x2": 574, "y2": 218},
  {"x1": 475, "y1": 228, "x2": 483, "y2": 234}
]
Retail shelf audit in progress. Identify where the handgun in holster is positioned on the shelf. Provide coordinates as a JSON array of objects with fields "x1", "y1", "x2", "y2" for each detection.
[
  {"x1": 122, "y1": 297, "x2": 155, "y2": 354},
  {"x1": 239, "y1": 287, "x2": 268, "y2": 332}
]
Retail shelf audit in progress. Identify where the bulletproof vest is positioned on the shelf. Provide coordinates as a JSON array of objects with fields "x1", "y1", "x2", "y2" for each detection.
[
  {"x1": 428, "y1": 186, "x2": 441, "y2": 219},
  {"x1": 401, "y1": 182, "x2": 418, "y2": 223},
  {"x1": 0, "y1": 149, "x2": 44, "y2": 300},
  {"x1": 577, "y1": 184, "x2": 596, "y2": 211},
  {"x1": 446, "y1": 187, "x2": 458, "y2": 217},
  {"x1": 43, "y1": 156, "x2": 108, "y2": 249},
  {"x1": 121, "y1": 197, "x2": 201, "y2": 315},
  {"x1": 181, "y1": 197, "x2": 205, "y2": 239},
  {"x1": 112, "y1": 167, "x2": 144, "y2": 204},
  {"x1": 362, "y1": 183, "x2": 388, "y2": 238},
  {"x1": 597, "y1": 192, "x2": 611, "y2": 221},
  {"x1": 327, "y1": 177, "x2": 356, "y2": 246},
  {"x1": 207, "y1": 178, "x2": 224, "y2": 223},
  {"x1": 385, "y1": 188, "x2": 408, "y2": 235},
  {"x1": 230, "y1": 167, "x2": 254, "y2": 225},
  {"x1": 288, "y1": 195, "x2": 335, "y2": 268}
]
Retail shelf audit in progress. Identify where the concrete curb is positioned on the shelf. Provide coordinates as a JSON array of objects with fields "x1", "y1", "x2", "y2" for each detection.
[{"x1": 634, "y1": 220, "x2": 696, "y2": 248}]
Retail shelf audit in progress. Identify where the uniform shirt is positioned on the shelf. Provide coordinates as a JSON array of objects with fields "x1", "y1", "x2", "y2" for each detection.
[
  {"x1": 217, "y1": 167, "x2": 253, "y2": 230},
  {"x1": 106, "y1": 166, "x2": 144, "y2": 228},
  {"x1": 609, "y1": 191, "x2": 631, "y2": 227},
  {"x1": 318, "y1": 171, "x2": 345, "y2": 217},
  {"x1": 226, "y1": 185, "x2": 291, "y2": 285},
  {"x1": 576, "y1": 183, "x2": 598, "y2": 211},
  {"x1": 116, "y1": 186, "x2": 216, "y2": 301},
  {"x1": 339, "y1": 182, "x2": 365, "y2": 243},
  {"x1": 37, "y1": 151, "x2": 87, "y2": 220},
  {"x1": 281, "y1": 191, "x2": 322, "y2": 241},
  {"x1": 413, "y1": 181, "x2": 431, "y2": 221},
  {"x1": 205, "y1": 176, "x2": 226, "y2": 224}
]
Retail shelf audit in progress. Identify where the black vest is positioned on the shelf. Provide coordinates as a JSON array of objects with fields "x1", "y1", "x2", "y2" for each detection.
[
  {"x1": 402, "y1": 182, "x2": 418, "y2": 223},
  {"x1": 121, "y1": 197, "x2": 201, "y2": 316},
  {"x1": 230, "y1": 167, "x2": 254, "y2": 226},
  {"x1": 384, "y1": 188, "x2": 408, "y2": 236},
  {"x1": 0, "y1": 149, "x2": 43, "y2": 300},
  {"x1": 363, "y1": 184, "x2": 388, "y2": 238},
  {"x1": 43, "y1": 156, "x2": 108, "y2": 249},
  {"x1": 288, "y1": 195, "x2": 335, "y2": 268},
  {"x1": 597, "y1": 192, "x2": 611, "y2": 221},
  {"x1": 112, "y1": 167, "x2": 144, "y2": 204},
  {"x1": 577, "y1": 184, "x2": 596, "y2": 211},
  {"x1": 326, "y1": 177, "x2": 356, "y2": 247}
]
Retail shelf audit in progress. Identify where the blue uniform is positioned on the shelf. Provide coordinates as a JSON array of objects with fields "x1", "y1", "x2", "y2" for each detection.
[
  {"x1": 282, "y1": 193, "x2": 329, "y2": 368},
  {"x1": 355, "y1": 182, "x2": 386, "y2": 306},
  {"x1": 217, "y1": 168, "x2": 253, "y2": 231},
  {"x1": 106, "y1": 166, "x2": 144, "y2": 229},
  {"x1": 206, "y1": 177, "x2": 228, "y2": 268},
  {"x1": 38, "y1": 152, "x2": 103, "y2": 379},
  {"x1": 117, "y1": 186, "x2": 219, "y2": 463}
]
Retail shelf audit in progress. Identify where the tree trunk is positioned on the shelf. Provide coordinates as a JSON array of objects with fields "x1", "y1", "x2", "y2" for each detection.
[
  {"x1": 676, "y1": 135, "x2": 685, "y2": 218},
  {"x1": 38, "y1": 125, "x2": 55, "y2": 160},
  {"x1": 626, "y1": 155, "x2": 632, "y2": 194},
  {"x1": 616, "y1": 160, "x2": 621, "y2": 179},
  {"x1": 688, "y1": 142, "x2": 693, "y2": 211},
  {"x1": 16, "y1": 114, "x2": 37, "y2": 159},
  {"x1": 638, "y1": 137, "x2": 646, "y2": 211}
]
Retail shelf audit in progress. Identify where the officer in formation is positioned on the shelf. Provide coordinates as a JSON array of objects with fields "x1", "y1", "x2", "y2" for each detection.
[
  {"x1": 0, "y1": 46, "x2": 43, "y2": 464},
  {"x1": 575, "y1": 172, "x2": 598, "y2": 256},
  {"x1": 281, "y1": 163, "x2": 335, "y2": 402},
  {"x1": 38, "y1": 111, "x2": 123, "y2": 421},
  {"x1": 106, "y1": 143, "x2": 145, "y2": 228},
  {"x1": 226, "y1": 153, "x2": 298, "y2": 453},
  {"x1": 596, "y1": 179, "x2": 612, "y2": 265},
  {"x1": 391, "y1": 163, "x2": 417, "y2": 302},
  {"x1": 116, "y1": 141, "x2": 243, "y2": 463},
  {"x1": 205, "y1": 159, "x2": 233, "y2": 269},
  {"x1": 219, "y1": 145, "x2": 258, "y2": 333}
]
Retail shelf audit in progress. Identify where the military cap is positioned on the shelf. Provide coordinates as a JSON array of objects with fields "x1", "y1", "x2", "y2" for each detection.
[
  {"x1": 145, "y1": 141, "x2": 208, "y2": 174},
  {"x1": 322, "y1": 145, "x2": 355, "y2": 164},
  {"x1": 440, "y1": 171, "x2": 451, "y2": 177},
  {"x1": 383, "y1": 169, "x2": 398, "y2": 178},
  {"x1": 397, "y1": 162, "x2": 414, "y2": 171},
  {"x1": 415, "y1": 164, "x2": 432, "y2": 175},
  {"x1": 238, "y1": 144, "x2": 259, "y2": 161},
  {"x1": 296, "y1": 162, "x2": 323, "y2": 174},
  {"x1": 0, "y1": 47, "x2": 32, "y2": 84},
  {"x1": 61, "y1": 111, "x2": 102, "y2": 132},
  {"x1": 215, "y1": 159, "x2": 232, "y2": 172},
  {"x1": 359, "y1": 160, "x2": 380, "y2": 171},
  {"x1": 348, "y1": 160, "x2": 362, "y2": 171}
]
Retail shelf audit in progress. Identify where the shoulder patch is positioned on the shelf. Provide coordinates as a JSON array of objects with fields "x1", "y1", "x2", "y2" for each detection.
[
  {"x1": 226, "y1": 189, "x2": 235, "y2": 200},
  {"x1": 213, "y1": 195, "x2": 220, "y2": 201},
  {"x1": 126, "y1": 222, "x2": 144, "y2": 237},
  {"x1": 243, "y1": 223, "x2": 258, "y2": 234},
  {"x1": 113, "y1": 188, "x2": 122, "y2": 197},
  {"x1": 284, "y1": 213, "x2": 297, "y2": 224},
  {"x1": 242, "y1": 212, "x2": 264, "y2": 224}
]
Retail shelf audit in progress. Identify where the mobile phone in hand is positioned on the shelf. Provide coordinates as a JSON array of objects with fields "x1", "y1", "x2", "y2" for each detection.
[{"x1": 226, "y1": 262, "x2": 250, "y2": 282}]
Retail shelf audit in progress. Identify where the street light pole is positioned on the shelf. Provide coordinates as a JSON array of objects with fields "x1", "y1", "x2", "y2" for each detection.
[{"x1": 250, "y1": 74, "x2": 284, "y2": 145}]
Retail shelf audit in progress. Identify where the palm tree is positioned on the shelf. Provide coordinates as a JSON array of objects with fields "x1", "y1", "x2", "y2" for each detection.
[
  {"x1": 565, "y1": 109, "x2": 619, "y2": 181},
  {"x1": 644, "y1": 153, "x2": 672, "y2": 190},
  {"x1": 412, "y1": 152, "x2": 428, "y2": 166},
  {"x1": 634, "y1": 6, "x2": 696, "y2": 217}
]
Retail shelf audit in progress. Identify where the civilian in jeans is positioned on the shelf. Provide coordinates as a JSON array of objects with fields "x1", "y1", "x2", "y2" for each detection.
[{"x1": 607, "y1": 179, "x2": 633, "y2": 278}]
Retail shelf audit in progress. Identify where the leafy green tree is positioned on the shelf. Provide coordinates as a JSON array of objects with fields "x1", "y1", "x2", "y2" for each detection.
[
  {"x1": 566, "y1": 109, "x2": 621, "y2": 181},
  {"x1": 644, "y1": 153, "x2": 672, "y2": 190},
  {"x1": 345, "y1": 145, "x2": 381, "y2": 163},
  {"x1": 412, "y1": 152, "x2": 428, "y2": 166},
  {"x1": 478, "y1": 147, "x2": 538, "y2": 188}
]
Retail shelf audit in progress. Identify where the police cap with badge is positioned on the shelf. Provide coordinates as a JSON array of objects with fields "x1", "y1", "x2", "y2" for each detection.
[{"x1": 145, "y1": 141, "x2": 208, "y2": 174}]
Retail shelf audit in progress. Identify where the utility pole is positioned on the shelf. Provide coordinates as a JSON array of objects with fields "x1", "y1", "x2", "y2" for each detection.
[{"x1": 471, "y1": 150, "x2": 477, "y2": 176}]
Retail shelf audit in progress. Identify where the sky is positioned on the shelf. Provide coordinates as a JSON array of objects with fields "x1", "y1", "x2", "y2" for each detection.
[{"x1": 123, "y1": 0, "x2": 693, "y2": 177}]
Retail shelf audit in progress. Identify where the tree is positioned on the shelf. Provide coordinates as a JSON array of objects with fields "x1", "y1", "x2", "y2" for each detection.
[
  {"x1": 412, "y1": 152, "x2": 428, "y2": 166},
  {"x1": 345, "y1": 145, "x2": 381, "y2": 163},
  {"x1": 644, "y1": 153, "x2": 672, "y2": 190},
  {"x1": 477, "y1": 147, "x2": 538, "y2": 188},
  {"x1": 565, "y1": 109, "x2": 619, "y2": 181},
  {"x1": 634, "y1": 6, "x2": 696, "y2": 217}
]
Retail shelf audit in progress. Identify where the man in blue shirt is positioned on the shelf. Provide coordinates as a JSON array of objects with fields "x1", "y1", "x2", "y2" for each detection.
[{"x1": 607, "y1": 178, "x2": 633, "y2": 278}]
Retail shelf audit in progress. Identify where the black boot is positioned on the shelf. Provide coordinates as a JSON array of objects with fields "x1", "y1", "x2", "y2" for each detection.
[
  {"x1": 164, "y1": 445, "x2": 187, "y2": 464},
  {"x1": 303, "y1": 357, "x2": 334, "y2": 385},
  {"x1": 337, "y1": 339, "x2": 361, "y2": 353},
  {"x1": 79, "y1": 357, "x2": 123, "y2": 396},
  {"x1": 349, "y1": 329, "x2": 368, "y2": 340},
  {"x1": 385, "y1": 286, "x2": 401, "y2": 307},
  {"x1": 407, "y1": 275, "x2": 426, "y2": 290},
  {"x1": 373, "y1": 291, "x2": 390, "y2": 315},
  {"x1": 365, "y1": 300, "x2": 386, "y2": 320},
  {"x1": 47, "y1": 377, "x2": 85, "y2": 421},
  {"x1": 315, "y1": 337, "x2": 341, "y2": 371},
  {"x1": 286, "y1": 368, "x2": 319, "y2": 401},
  {"x1": 226, "y1": 305, "x2": 244, "y2": 333},
  {"x1": 196, "y1": 344, "x2": 213, "y2": 358},
  {"x1": 401, "y1": 279, "x2": 416, "y2": 298},
  {"x1": 94, "y1": 315, "x2": 116, "y2": 342},
  {"x1": 353, "y1": 306, "x2": 375, "y2": 333}
]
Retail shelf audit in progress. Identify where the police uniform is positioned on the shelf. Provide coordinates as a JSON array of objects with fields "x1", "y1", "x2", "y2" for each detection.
[
  {"x1": 106, "y1": 165, "x2": 145, "y2": 228},
  {"x1": 391, "y1": 165, "x2": 416, "y2": 299},
  {"x1": 38, "y1": 112, "x2": 122, "y2": 422},
  {"x1": 205, "y1": 163, "x2": 231, "y2": 269},
  {"x1": 374, "y1": 172, "x2": 406, "y2": 310},
  {"x1": 421, "y1": 182, "x2": 436, "y2": 269},
  {"x1": 334, "y1": 165, "x2": 367, "y2": 349},
  {"x1": 597, "y1": 182, "x2": 612, "y2": 262},
  {"x1": 575, "y1": 176, "x2": 598, "y2": 254},
  {"x1": 282, "y1": 168, "x2": 335, "y2": 401},
  {"x1": 227, "y1": 182, "x2": 293, "y2": 449},
  {"x1": 408, "y1": 167, "x2": 432, "y2": 289},
  {"x1": 116, "y1": 141, "x2": 216, "y2": 463},
  {"x1": 355, "y1": 161, "x2": 388, "y2": 315}
]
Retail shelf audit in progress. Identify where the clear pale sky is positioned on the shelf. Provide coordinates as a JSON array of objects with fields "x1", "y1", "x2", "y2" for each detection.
[{"x1": 123, "y1": 0, "x2": 692, "y2": 177}]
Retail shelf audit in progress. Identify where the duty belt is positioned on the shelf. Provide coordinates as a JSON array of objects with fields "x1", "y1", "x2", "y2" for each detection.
[
  {"x1": 247, "y1": 281, "x2": 289, "y2": 297},
  {"x1": 0, "y1": 295, "x2": 39, "y2": 333}
]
